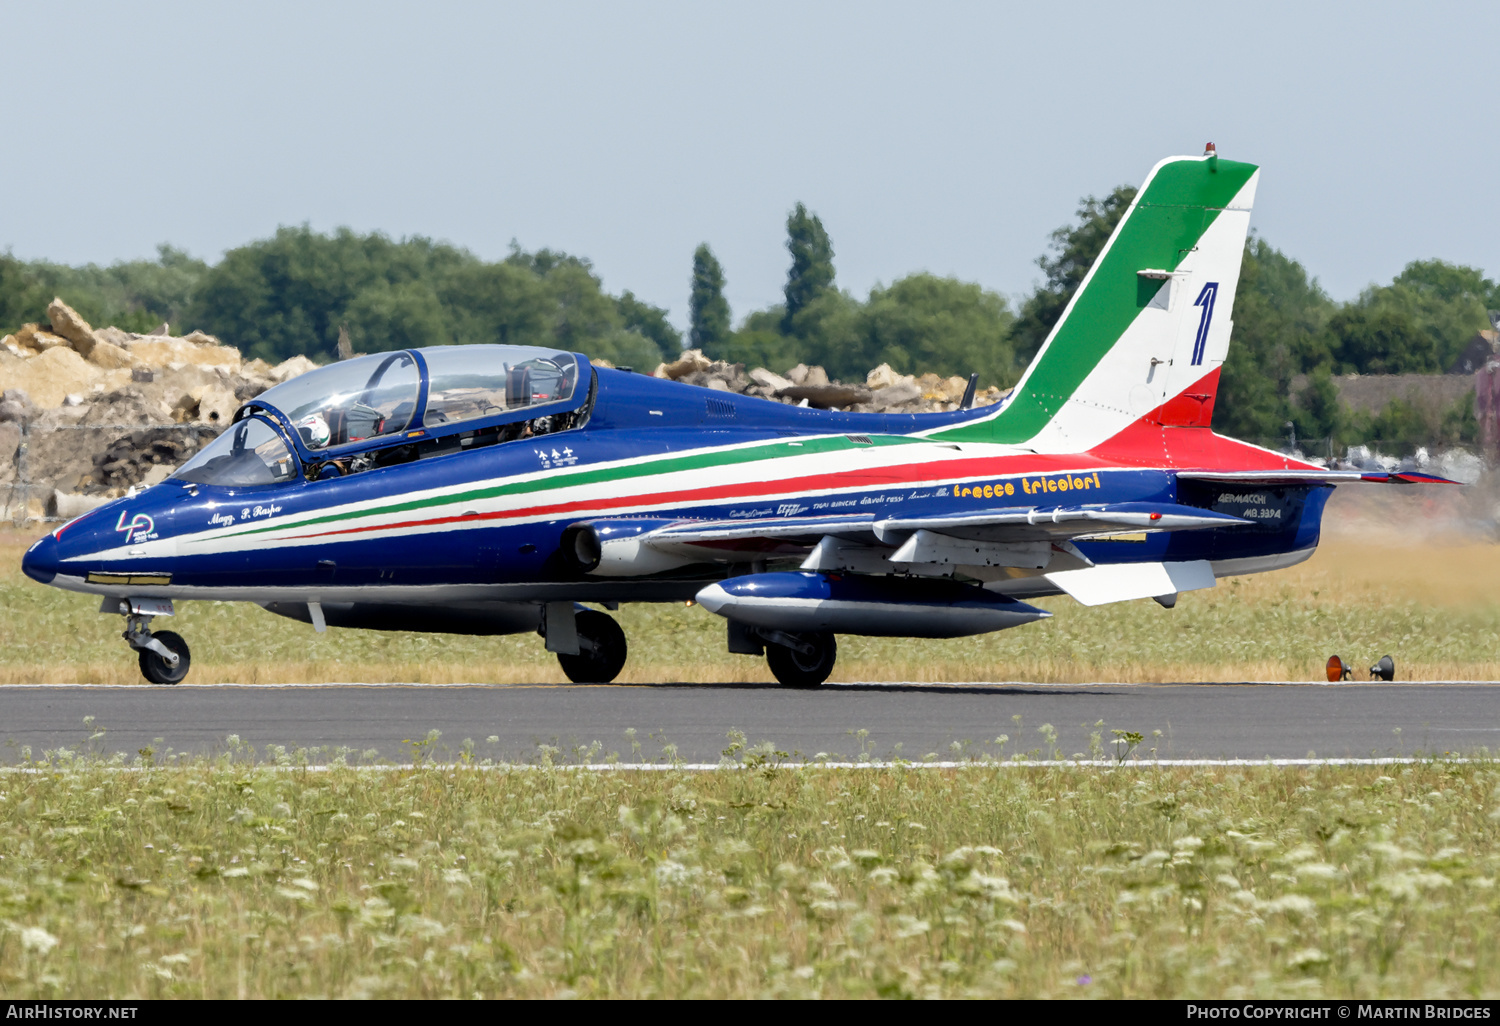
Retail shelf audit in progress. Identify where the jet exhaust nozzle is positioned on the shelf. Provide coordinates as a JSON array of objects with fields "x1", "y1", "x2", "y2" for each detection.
[{"x1": 560, "y1": 518, "x2": 696, "y2": 576}]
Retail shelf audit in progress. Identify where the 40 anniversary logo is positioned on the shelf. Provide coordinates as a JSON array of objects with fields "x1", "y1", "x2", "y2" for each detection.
[{"x1": 114, "y1": 511, "x2": 156, "y2": 543}]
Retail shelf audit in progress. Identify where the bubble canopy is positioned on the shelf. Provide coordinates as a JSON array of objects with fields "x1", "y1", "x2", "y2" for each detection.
[{"x1": 243, "y1": 345, "x2": 586, "y2": 456}]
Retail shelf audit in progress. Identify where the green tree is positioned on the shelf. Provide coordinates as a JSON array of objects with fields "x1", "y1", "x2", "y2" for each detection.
[
  {"x1": 188, "y1": 229, "x2": 648, "y2": 366},
  {"x1": 1213, "y1": 238, "x2": 1336, "y2": 440},
  {"x1": 342, "y1": 279, "x2": 449, "y2": 353},
  {"x1": 688, "y1": 244, "x2": 731, "y2": 357},
  {"x1": 0, "y1": 245, "x2": 209, "y2": 335},
  {"x1": 855, "y1": 273, "x2": 1016, "y2": 385},
  {"x1": 782, "y1": 203, "x2": 835, "y2": 336},
  {"x1": 1289, "y1": 368, "x2": 1343, "y2": 446},
  {"x1": 1324, "y1": 305, "x2": 1437, "y2": 375},
  {"x1": 1349, "y1": 260, "x2": 1496, "y2": 371},
  {"x1": 439, "y1": 260, "x2": 550, "y2": 347},
  {"x1": 788, "y1": 290, "x2": 861, "y2": 377},
  {"x1": 1011, "y1": 185, "x2": 1136, "y2": 369},
  {"x1": 617, "y1": 290, "x2": 680, "y2": 361},
  {"x1": 714, "y1": 307, "x2": 805, "y2": 373},
  {"x1": 189, "y1": 226, "x2": 474, "y2": 362},
  {"x1": 0, "y1": 254, "x2": 49, "y2": 332}
]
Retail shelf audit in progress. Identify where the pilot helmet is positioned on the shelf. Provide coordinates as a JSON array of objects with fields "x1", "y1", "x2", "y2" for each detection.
[{"x1": 297, "y1": 413, "x2": 331, "y2": 449}]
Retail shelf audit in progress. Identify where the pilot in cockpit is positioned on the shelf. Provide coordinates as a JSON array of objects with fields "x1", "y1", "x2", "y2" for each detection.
[{"x1": 297, "y1": 413, "x2": 332, "y2": 450}]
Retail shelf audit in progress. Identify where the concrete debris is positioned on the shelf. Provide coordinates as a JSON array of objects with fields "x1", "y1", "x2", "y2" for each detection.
[
  {"x1": 655, "y1": 349, "x2": 713, "y2": 380},
  {"x1": 869, "y1": 381, "x2": 923, "y2": 410},
  {"x1": 191, "y1": 384, "x2": 240, "y2": 427},
  {"x1": 1, "y1": 302, "x2": 1013, "y2": 517},
  {"x1": 46, "y1": 298, "x2": 98, "y2": 357},
  {"x1": 780, "y1": 383, "x2": 871, "y2": 409},
  {"x1": 866, "y1": 363, "x2": 907, "y2": 390},
  {"x1": 651, "y1": 348, "x2": 1006, "y2": 415},
  {"x1": 267, "y1": 354, "x2": 318, "y2": 384},
  {"x1": 0, "y1": 300, "x2": 329, "y2": 511},
  {"x1": 749, "y1": 367, "x2": 795, "y2": 392},
  {"x1": 93, "y1": 325, "x2": 133, "y2": 349},
  {"x1": 88, "y1": 340, "x2": 137, "y2": 370}
]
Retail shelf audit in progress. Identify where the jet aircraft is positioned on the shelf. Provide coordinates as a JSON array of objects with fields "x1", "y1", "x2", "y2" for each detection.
[{"x1": 22, "y1": 149, "x2": 1451, "y2": 686}]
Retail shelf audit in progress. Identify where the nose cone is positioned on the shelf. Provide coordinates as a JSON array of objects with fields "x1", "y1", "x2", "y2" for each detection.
[
  {"x1": 694, "y1": 582, "x2": 730, "y2": 615},
  {"x1": 22, "y1": 532, "x2": 59, "y2": 585}
]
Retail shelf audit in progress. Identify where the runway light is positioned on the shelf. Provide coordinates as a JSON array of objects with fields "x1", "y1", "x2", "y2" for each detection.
[
  {"x1": 1370, "y1": 655, "x2": 1395, "y2": 682},
  {"x1": 1326, "y1": 655, "x2": 1352, "y2": 682},
  {"x1": 685, "y1": 599, "x2": 695, "y2": 607}
]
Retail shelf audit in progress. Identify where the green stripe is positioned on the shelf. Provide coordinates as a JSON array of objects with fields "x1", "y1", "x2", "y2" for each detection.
[
  {"x1": 218, "y1": 433, "x2": 926, "y2": 539},
  {"x1": 935, "y1": 156, "x2": 1257, "y2": 445}
]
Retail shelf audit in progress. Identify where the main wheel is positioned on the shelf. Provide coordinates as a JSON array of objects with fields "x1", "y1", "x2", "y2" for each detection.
[
  {"x1": 765, "y1": 632, "x2": 836, "y2": 688},
  {"x1": 138, "y1": 630, "x2": 191, "y2": 685},
  {"x1": 557, "y1": 610, "x2": 628, "y2": 684}
]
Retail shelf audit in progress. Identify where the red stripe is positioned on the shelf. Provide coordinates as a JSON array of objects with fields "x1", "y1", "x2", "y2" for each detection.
[
  {"x1": 284, "y1": 451, "x2": 1137, "y2": 542},
  {"x1": 1089, "y1": 367, "x2": 1324, "y2": 473}
]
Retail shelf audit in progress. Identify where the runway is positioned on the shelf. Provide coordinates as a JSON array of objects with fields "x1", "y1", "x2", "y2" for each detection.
[{"x1": 2, "y1": 680, "x2": 1497, "y2": 764}]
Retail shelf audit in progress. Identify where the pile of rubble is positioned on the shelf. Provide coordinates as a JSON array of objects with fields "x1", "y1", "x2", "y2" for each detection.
[
  {"x1": 1, "y1": 300, "x2": 1010, "y2": 521},
  {"x1": 1, "y1": 298, "x2": 316, "y2": 519},
  {"x1": 650, "y1": 349, "x2": 1007, "y2": 413}
]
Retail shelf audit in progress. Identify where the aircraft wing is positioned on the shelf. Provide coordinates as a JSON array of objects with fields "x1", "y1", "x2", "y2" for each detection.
[
  {"x1": 570, "y1": 502, "x2": 1250, "y2": 579},
  {"x1": 645, "y1": 513, "x2": 878, "y2": 549},
  {"x1": 868, "y1": 502, "x2": 1251, "y2": 543},
  {"x1": 637, "y1": 502, "x2": 1244, "y2": 554}
]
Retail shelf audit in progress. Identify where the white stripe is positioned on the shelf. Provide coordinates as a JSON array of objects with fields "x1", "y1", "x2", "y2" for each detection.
[{"x1": 0, "y1": 758, "x2": 1463, "y2": 773}]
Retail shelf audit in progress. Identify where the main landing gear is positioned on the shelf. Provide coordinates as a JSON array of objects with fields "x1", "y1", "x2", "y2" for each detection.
[
  {"x1": 121, "y1": 610, "x2": 192, "y2": 685},
  {"x1": 544, "y1": 604, "x2": 629, "y2": 684},
  {"x1": 764, "y1": 631, "x2": 837, "y2": 688},
  {"x1": 727, "y1": 621, "x2": 837, "y2": 688}
]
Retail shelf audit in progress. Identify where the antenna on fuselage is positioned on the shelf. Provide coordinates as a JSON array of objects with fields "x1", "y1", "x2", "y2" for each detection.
[{"x1": 959, "y1": 373, "x2": 978, "y2": 409}]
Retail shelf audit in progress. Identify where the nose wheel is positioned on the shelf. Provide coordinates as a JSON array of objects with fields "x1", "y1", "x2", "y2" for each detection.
[
  {"x1": 138, "y1": 630, "x2": 192, "y2": 685},
  {"x1": 122, "y1": 612, "x2": 192, "y2": 685}
]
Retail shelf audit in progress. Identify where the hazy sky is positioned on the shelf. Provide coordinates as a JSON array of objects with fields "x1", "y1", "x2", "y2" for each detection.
[{"x1": 2, "y1": 1, "x2": 1496, "y2": 331}]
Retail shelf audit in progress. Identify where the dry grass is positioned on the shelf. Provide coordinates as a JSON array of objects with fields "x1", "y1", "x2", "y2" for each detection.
[
  {"x1": 3, "y1": 481, "x2": 1499, "y2": 685},
  {"x1": 3, "y1": 755, "x2": 1499, "y2": 998}
]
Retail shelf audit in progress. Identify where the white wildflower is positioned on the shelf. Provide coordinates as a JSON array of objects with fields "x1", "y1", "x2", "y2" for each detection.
[{"x1": 21, "y1": 927, "x2": 58, "y2": 955}]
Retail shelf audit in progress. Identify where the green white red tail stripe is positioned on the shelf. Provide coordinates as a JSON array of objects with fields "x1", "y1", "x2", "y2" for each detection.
[{"x1": 932, "y1": 153, "x2": 1260, "y2": 455}]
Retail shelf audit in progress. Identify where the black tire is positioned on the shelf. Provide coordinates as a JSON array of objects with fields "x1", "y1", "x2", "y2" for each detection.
[
  {"x1": 138, "y1": 630, "x2": 191, "y2": 685},
  {"x1": 765, "y1": 632, "x2": 836, "y2": 688},
  {"x1": 557, "y1": 610, "x2": 628, "y2": 684}
]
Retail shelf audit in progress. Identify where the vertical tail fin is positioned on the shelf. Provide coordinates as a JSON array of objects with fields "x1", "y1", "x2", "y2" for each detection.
[{"x1": 938, "y1": 152, "x2": 1259, "y2": 451}]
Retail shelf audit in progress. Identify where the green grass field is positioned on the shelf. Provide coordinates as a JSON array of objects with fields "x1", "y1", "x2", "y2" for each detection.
[
  {"x1": 4, "y1": 485, "x2": 1499, "y2": 997},
  {"x1": 3, "y1": 755, "x2": 1498, "y2": 998}
]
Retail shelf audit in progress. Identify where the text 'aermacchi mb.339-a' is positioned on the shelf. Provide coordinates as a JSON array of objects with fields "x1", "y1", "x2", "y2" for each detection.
[{"x1": 23, "y1": 148, "x2": 1453, "y2": 687}]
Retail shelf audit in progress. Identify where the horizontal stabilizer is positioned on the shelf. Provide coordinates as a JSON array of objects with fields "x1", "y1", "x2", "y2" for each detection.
[
  {"x1": 1177, "y1": 469, "x2": 1462, "y2": 486},
  {"x1": 1047, "y1": 560, "x2": 1215, "y2": 606}
]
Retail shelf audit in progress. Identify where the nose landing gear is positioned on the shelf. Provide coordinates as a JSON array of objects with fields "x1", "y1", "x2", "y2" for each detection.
[{"x1": 113, "y1": 602, "x2": 192, "y2": 685}]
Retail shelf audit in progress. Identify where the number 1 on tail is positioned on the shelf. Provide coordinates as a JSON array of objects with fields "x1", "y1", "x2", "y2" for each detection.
[{"x1": 1191, "y1": 282, "x2": 1219, "y2": 366}]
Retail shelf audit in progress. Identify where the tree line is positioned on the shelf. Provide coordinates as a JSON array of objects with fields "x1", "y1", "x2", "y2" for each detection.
[{"x1": 2, "y1": 190, "x2": 1496, "y2": 450}]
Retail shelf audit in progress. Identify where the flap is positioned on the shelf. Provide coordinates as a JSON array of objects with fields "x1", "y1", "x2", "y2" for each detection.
[{"x1": 1046, "y1": 560, "x2": 1215, "y2": 606}]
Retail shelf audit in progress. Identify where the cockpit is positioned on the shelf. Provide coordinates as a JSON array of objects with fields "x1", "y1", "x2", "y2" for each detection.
[{"x1": 172, "y1": 345, "x2": 591, "y2": 487}]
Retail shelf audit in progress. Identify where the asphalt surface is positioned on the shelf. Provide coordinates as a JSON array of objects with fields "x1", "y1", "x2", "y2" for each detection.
[{"x1": 1, "y1": 680, "x2": 1497, "y2": 764}]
